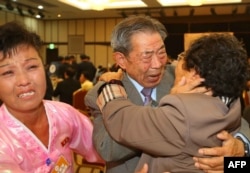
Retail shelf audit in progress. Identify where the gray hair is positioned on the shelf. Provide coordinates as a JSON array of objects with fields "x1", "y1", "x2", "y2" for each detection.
[{"x1": 110, "y1": 15, "x2": 168, "y2": 56}]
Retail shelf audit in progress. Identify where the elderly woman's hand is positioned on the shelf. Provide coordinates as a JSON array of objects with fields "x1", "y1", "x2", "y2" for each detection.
[
  {"x1": 170, "y1": 72, "x2": 212, "y2": 95},
  {"x1": 99, "y1": 68, "x2": 123, "y2": 82}
]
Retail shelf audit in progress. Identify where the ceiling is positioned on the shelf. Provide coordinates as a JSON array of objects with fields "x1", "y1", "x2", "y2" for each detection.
[{"x1": 0, "y1": 0, "x2": 250, "y2": 20}]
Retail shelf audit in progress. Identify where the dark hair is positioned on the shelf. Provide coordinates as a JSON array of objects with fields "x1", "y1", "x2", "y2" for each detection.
[
  {"x1": 81, "y1": 70, "x2": 91, "y2": 80},
  {"x1": 57, "y1": 56, "x2": 64, "y2": 61},
  {"x1": 64, "y1": 56, "x2": 70, "y2": 61},
  {"x1": 65, "y1": 66, "x2": 76, "y2": 78},
  {"x1": 0, "y1": 21, "x2": 43, "y2": 60},
  {"x1": 80, "y1": 54, "x2": 90, "y2": 60},
  {"x1": 184, "y1": 33, "x2": 249, "y2": 98}
]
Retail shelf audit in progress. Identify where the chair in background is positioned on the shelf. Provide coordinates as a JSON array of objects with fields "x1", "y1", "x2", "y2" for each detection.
[
  {"x1": 74, "y1": 153, "x2": 106, "y2": 173},
  {"x1": 72, "y1": 89, "x2": 90, "y2": 116},
  {"x1": 72, "y1": 89, "x2": 106, "y2": 172}
]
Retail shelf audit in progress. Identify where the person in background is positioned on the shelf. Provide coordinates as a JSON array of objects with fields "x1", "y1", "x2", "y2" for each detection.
[
  {"x1": 53, "y1": 66, "x2": 81, "y2": 105},
  {"x1": 56, "y1": 55, "x2": 67, "y2": 79},
  {"x1": 79, "y1": 70, "x2": 94, "y2": 92},
  {"x1": 44, "y1": 71, "x2": 54, "y2": 100},
  {"x1": 68, "y1": 55, "x2": 78, "y2": 71},
  {"x1": 84, "y1": 15, "x2": 250, "y2": 173},
  {"x1": 93, "y1": 65, "x2": 108, "y2": 84},
  {"x1": 97, "y1": 33, "x2": 249, "y2": 173},
  {"x1": 76, "y1": 54, "x2": 97, "y2": 81},
  {"x1": 0, "y1": 21, "x2": 103, "y2": 172}
]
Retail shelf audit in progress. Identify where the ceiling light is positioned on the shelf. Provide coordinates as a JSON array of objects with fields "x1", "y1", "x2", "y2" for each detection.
[
  {"x1": 36, "y1": 11, "x2": 45, "y2": 19},
  {"x1": 58, "y1": 0, "x2": 147, "y2": 10},
  {"x1": 107, "y1": 0, "x2": 147, "y2": 9},
  {"x1": 187, "y1": 0, "x2": 203, "y2": 6},
  {"x1": 38, "y1": 5, "x2": 44, "y2": 10},
  {"x1": 87, "y1": 0, "x2": 110, "y2": 11},
  {"x1": 157, "y1": 0, "x2": 242, "y2": 6}
]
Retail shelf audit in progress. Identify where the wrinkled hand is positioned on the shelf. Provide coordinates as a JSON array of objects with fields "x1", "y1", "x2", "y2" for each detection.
[
  {"x1": 170, "y1": 74, "x2": 211, "y2": 95},
  {"x1": 136, "y1": 164, "x2": 170, "y2": 173},
  {"x1": 193, "y1": 131, "x2": 244, "y2": 173},
  {"x1": 99, "y1": 68, "x2": 123, "y2": 82}
]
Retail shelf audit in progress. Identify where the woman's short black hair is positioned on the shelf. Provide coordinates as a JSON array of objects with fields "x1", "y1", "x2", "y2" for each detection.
[
  {"x1": 184, "y1": 33, "x2": 249, "y2": 98},
  {"x1": 0, "y1": 21, "x2": 43, "y2": 60}
]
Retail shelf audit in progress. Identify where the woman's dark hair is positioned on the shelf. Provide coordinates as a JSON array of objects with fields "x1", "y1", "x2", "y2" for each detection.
[
  {"x1": 184, "y1": 33, "x2": 249, "y2": 98},
  {"x1": 0, "y1": 21, "x2": 43, "y2": 60}
]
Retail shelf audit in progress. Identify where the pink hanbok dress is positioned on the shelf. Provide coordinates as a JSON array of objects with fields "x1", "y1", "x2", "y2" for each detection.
[{"x1": 0, "y1": 100, "x2": 103, "y2": 173}]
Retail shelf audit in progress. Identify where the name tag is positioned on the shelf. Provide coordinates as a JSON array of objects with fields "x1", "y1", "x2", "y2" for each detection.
[{"x1": 51, "y1": 155, "x2": 69, "y2": 173}]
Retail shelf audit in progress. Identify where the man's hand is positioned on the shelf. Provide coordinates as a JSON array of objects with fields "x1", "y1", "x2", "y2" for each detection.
[
  {"x1": 170, "y1": 73, "x2": 211, "y2": 95},
  {"x1": 193, "y1": 131, "x2": 245, "y2": 173},
  {"x1": 99, "y1": 68, "x2": 123, "y2": 82}
]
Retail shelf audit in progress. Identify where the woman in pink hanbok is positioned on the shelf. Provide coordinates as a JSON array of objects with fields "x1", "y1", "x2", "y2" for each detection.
[{"x1": 0, "y1": 22, "x2": 103, "y2": 173}]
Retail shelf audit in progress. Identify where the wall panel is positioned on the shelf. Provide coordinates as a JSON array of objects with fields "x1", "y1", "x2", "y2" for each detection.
[
  {"x1": 85, "y1": 45, "x2": 95, "y2": 62},
  {"x1": 44, "y1": 22, "x2": 52, "y2": 42},
  {"x1": 76, "y1": 20, "x2": 84, "y2": 35},
  {"x1": 95, "y1": 45, "x2": 109, "y2": 67},
  {"x1": 107, "y1": 46, "x2": 114, "y2": 67},
  {"x1": 85, "y1": 20, "x2": 95, "y2": 42},
  {"x1": 95, "y1": 19, "x2": 105, "y2": 42},
  {"x1": 58, "y1": 20, "x2": 68, "y2": 42},
  {"x1": 0, "y1": 11, "x2": 5, "y2": 25},
  {"x1": 37, "y1": 21, "x2": 45, "y2": 41},
  {"x1": 6, "y1": 13, "x2": 15, "y2": 22},
  {"x1": 68, "y1": 20, "x2": 76, "y2": 35},
  {"x1": 51, "y1": 21, "x2": 58, "y2": 42},
  {"x1": 15, "y1": 15, "x2": 24, "y2": 23},
  {"x1": 58, "y1": 45, "x2": 68, "y2": 57},
  {"x1": 105, "y1": 19, "x2": 116, "y2": 42}
]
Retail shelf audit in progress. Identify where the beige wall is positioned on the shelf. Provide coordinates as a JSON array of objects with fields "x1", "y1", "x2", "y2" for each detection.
[{"x1": 0, "y1": 10, "x2": 123, "y2": 69}]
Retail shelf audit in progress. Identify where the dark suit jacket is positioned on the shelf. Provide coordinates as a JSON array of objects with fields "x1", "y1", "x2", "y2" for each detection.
[
  {"x1": 53, "y1": 78, "x2": 81, "y2": 105},
  {"x1": 76, "y1": 61, "x2": 97, "y2": 81},
  {"x1": 102, "y1": 93, "x2": 241, "y2": 173},
  {"x1": 84, "y1": 66, "x2": 175, "y2": 173}
]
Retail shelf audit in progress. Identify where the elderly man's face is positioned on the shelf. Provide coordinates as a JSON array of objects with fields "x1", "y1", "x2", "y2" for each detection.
[{"x1": 118, "y1": 32, "x2": 167, "y2": 88}]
